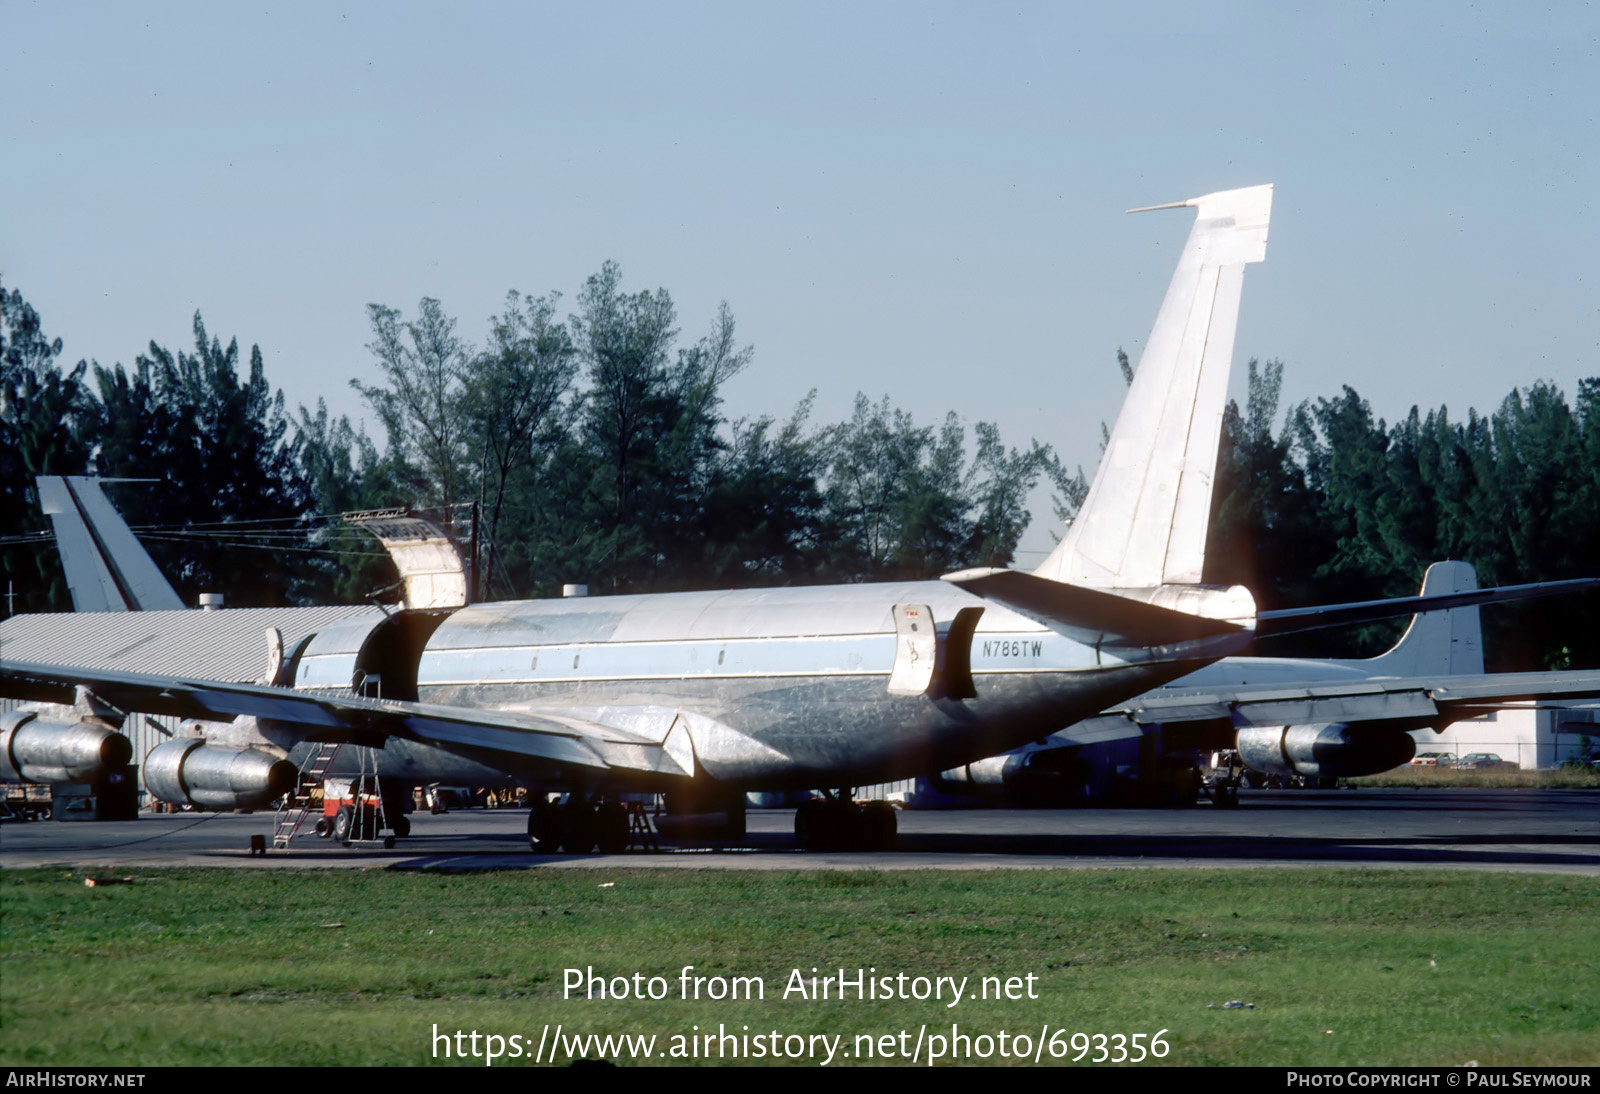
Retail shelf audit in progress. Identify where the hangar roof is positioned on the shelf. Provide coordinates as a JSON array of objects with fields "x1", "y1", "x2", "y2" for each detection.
[{"x1": 0, "y1": 605, "x2": 384, "y2": 683}]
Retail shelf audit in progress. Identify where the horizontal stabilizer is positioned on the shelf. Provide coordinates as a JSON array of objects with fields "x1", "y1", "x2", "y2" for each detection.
[
  {"x1": 1255, "y1": 577, "x2": 1600, "y2": 639},
  {"x1": 942, "y1": 568, "x2": 1245, "y2": 648}
]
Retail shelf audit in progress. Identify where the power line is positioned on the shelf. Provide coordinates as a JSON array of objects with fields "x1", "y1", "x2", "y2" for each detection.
[{"x1": 133, "y1": 534, "x2": 391, "y2": 557}]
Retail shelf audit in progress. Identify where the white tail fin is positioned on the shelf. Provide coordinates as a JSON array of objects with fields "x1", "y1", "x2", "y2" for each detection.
[
  {"x1": 1350, "y1": 561, "x2": 1485, "y2": 677},
  {"x1": 36, "y1": 477, "x2": 185, "y2": 612},
  {"x1": 1035, "y1": 184, "x2": 1273, "y2": 589}
]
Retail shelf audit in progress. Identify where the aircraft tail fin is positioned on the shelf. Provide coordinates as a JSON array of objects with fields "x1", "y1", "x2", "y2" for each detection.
[
  {"x1": 1034, "y1": 184, "x2": 1273, "y2": 589},
  {"x1": 1352, "y1": 561, "x2": 1484, "y2": 677},
  {"x1": 36, "y1": 477, "x2": 185, "y2": 612}
]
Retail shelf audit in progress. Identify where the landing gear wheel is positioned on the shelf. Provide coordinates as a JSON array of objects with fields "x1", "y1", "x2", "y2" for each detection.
[
  {"x1": 861, "y1": 801, "x2": 897, "y2": 850},
  {"x1": 595, "y1": 800, "x2": 628, "y2": 854},
  {"x1": 333, "y1": 805, "x2": 353, "y2": 844},
  {"x1": 529, "y1": 801, "x2": 561, "y2": 852},
  {"x1": 1177, "y1": 768, "x2": 1202, "y2": 807},
  {"x1": 391, "y1": 814, "x2": 411, "y2": 838},
  {"x1": 794, "y1": 799, "x2": 825, "y2": 850},
  {"x1": 796, "y1": 798, "x2": 863, "y2": 851},
  {"x1": 559, "y1": 798, "x2": 596, "y2": 854}
]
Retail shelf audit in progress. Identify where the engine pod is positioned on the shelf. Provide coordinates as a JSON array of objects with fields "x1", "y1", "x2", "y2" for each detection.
[
  {"x1": 144, "y1": 740, "x2": 297, "y2": 810},
  {"x1": 1237, "y1": 723, "x2": 1416, "y2": 779},
  {"x1": 0, "y1": 710, "x2": 133, "y2": 784}
]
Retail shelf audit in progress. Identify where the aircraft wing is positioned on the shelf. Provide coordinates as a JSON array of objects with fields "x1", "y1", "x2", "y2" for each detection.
[
  {"x1": 1044, "y1": 668, "x2": 1600, "y2": 746},
  {"x1": 1254, "y1": 578, "x2": 1600, "y2": 639},
  {"x1": 0, "y1": 659, "x2": 696, "y2": 779}
]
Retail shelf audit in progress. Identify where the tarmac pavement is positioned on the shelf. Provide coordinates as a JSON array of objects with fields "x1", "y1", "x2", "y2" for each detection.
[{"x1": 3, "y1": 788, "x2": 1596, "y2": 874}]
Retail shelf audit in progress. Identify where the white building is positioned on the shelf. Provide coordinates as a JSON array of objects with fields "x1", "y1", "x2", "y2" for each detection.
[{"x1": 1411, "y1": 705, "x2": 1600, "y2": 769}]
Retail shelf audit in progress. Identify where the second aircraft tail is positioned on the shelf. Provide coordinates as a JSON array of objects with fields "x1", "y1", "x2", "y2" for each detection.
[
  {"x1": 36, "y1": 477, "x2": 185, "y2": 612},
  {"x1": 1345, "y1": 561, "x2": 1485, "y2": 677}
]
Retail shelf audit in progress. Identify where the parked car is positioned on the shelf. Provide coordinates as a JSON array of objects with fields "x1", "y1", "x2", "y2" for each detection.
[
  {"x1": 1410, "y1": 752, "x2": 1453, "y2": 766},
  {"x1": 425, "y1": 785, "x2": 476, "y2": 813},
  {"x1": 1452, "y1": 753, "x2": 1507, "y2": 769}
]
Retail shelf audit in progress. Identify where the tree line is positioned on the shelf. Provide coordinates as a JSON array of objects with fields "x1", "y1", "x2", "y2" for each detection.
[
  {"x1": 0, "y1": 271, "x2": 1073, "y2": 612},
  {"x1": 1205, "y1": 360, "x2": 1600, "y2": 670},
  {"x1": 3, "y1": 275, "x2": 1595, "y2": 670}
]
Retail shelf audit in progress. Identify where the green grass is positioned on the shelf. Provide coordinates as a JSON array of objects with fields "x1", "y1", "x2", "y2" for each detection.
[
  {"x1": 1349, "y1": 767, "x2": 1600, "y2": 789},
  {"x1": 3, "y1": 869, "x2": 1596, "y2": 1066}
]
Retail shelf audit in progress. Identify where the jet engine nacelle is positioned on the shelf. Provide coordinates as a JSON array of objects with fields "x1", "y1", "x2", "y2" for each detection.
[
  {"x1": 0, "y1": 710, "x2": 133, "y2": 784},
  {"x1": 933, "y1": 742, "x2": 1096, "y2": 804},
  {"x1": 143, "y1": 739, "x2": 297, "y2": 810},
  {"x1": 1236, "y1": 723, "x2": 1416, "y2": 780},
  {"x1": 937, "y1": 752, "x2": 1025, "y2": 789}
]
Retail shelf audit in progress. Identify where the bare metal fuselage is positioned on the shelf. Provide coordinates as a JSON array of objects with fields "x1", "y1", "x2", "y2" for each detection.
[{"x1": 289, "y1": 581, "x2": 1243, "y2": 791}]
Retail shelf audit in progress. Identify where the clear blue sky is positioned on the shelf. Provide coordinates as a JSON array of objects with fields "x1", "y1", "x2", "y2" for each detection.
[{"x1": 5, "y1": 1, "x2": 1595, "y2": 562}]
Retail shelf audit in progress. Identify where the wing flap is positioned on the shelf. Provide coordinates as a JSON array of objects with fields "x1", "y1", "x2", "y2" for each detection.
[
  {"x1": 1038, "y1": 713, "x2": 1147, "y2": 748},
  {"x1": 1228, "y1": 687, "x2": 1440, "y2": 726}
]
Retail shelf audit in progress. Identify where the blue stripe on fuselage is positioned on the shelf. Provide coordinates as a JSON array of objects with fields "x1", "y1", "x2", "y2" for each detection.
[{"x1": 417, "y1": 629, "x2": 1113, "y2": 687}]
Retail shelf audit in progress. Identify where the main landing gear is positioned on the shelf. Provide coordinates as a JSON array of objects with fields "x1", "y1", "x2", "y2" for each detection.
[
  {"x1": 794, "y1": 791, "x2": 897, "y2": 852},
  {"x1": 528, "y1": 793, "x2": 629, "y2": 854},
  {"x1": 1200, "y1": 750, "x2": 1243, "y2": 808}
]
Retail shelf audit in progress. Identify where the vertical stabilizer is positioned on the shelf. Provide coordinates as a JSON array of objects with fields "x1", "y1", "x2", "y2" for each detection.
[
  {"x1": 1035, "y1": 184, "x2": 1273, "y2": 589},
  {"x1": 36, "y1": 477, "x2": 185, "y2": 612},
  {"x1": 1351, "y1": 561, "x2": 1485, "y2": 677}
]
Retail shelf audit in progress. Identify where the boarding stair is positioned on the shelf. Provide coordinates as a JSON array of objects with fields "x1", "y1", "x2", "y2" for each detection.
[{"x1": 271, "y1": 742, "x2": 343, "y2": 848}]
